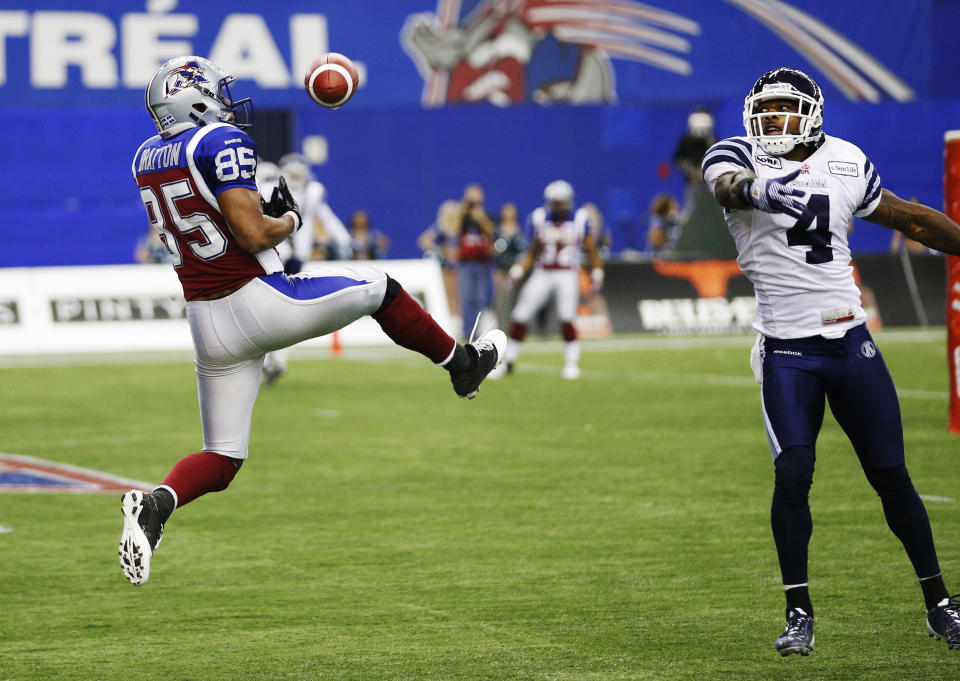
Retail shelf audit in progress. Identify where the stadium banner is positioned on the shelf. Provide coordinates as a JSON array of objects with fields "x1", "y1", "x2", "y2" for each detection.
[
  {"x1": 0, "y1": 259, "x2": 451, "y2": 355},
  {"x1": 600, "y1": 255, "x2": 947, "y2": 335},
  {"x1": 0, "y1": 1, "x2": 932, "y2": 108}
]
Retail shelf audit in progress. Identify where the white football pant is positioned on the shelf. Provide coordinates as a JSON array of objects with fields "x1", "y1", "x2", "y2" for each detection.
[{"x1": 185, "y1": 265, "x2": 388, "y2": 459}]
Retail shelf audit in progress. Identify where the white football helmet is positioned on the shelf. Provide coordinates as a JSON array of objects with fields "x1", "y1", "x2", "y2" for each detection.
[
  {"x1": 544, "y1": 180, "x2": 574, "y2": 222},
  {"x1": 544, "y1": 180, "x2": 574, "y2": 205},
  {"x1": 145, "y1": 56, "x2": 253, "y2": 138},
  {"x1": 743, "y1": 67, "x2": 823, "y2": 156}
]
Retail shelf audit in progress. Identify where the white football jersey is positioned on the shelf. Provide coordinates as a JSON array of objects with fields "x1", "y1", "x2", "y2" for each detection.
[
  {"x1": 702, "y1": 134, "x2": 882, "y2": 338},
  {"x1": 527, "y1": 206, "x2": 591, "y2": 269}
]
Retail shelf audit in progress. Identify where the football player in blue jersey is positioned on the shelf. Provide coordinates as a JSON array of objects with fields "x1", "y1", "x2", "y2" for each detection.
[
  {"x1": 120, "y1": 56, "x2": 506, "y2": 586},
  {"x1": 703, "y1": 67, "x2": 960, "y2": 655}
]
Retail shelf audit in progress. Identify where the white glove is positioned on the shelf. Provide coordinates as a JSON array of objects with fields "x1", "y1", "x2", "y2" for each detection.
[
  {"x1": 749, "y1": 332, "x2": 763, "y2": 384},
  {"x1": 507, "y1": 264, "x2": 524, "y2": 286}
]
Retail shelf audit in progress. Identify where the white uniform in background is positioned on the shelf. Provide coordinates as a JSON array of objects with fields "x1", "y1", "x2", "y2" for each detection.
[
  {"x1": 511, "y1": 205, "x2": 591, "y2": 326},
  {"x1": 261, "y1": 154, "x2": 351, "y2": 385}
]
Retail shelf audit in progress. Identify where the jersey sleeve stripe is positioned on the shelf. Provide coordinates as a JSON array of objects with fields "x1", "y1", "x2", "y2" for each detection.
[
  {"x1": 858, "y1": 183, "x2": 882, "y2": 212},
  {"x1": 724, "y1": 138, "x2": 754, "y2": 153},
  {"x1": 702, "y1": 153, "x2": 751, "y2": 174},
  {"x1": 703, "y1": 143, "x2": 755, "y2": 172}
]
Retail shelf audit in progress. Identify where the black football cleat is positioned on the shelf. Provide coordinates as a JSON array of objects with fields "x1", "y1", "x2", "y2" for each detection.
[
  {"x1": 776, "y1": 608, "x2": 815, "y2": 656},
  {"x1": 118, "y1": 490, "x2": 165, "y2": 585},
  {"x1": 927, "y1": 595, "x2": 960, "y2": 650},
  {"x1": 450, "y1": 329, "x2": 506, "y2": 399}
]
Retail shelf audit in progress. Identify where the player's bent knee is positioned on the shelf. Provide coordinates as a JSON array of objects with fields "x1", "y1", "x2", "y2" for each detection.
[
  {"x1": 374, "y1": 276, "x2": 403, "y2": 316},
  {"x1": 865, "y1": 464, "x2": 917, "y2": 501},
  {"x1": 774, "y1": 446, "x2": 815, "y2": 499}
]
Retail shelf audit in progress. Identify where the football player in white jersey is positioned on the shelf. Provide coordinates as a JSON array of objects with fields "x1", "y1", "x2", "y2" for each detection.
[
  {"x1": 260, "y1": 153, "x2": 350, "y2": 386},
  {"x1": 703, "y1": 67, "x2": 960, "y2": 655},
  {"x1": 499, "y1": 180, "x2": 604, "y2": 379},
  {"x1": 119, "y1": 56, "x2": 506, "y2": 586}
]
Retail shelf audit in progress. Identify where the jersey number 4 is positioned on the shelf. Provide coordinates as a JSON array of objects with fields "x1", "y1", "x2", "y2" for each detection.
[{"x1": 786, "y1": 194, "x2": 832, "y2": 264}]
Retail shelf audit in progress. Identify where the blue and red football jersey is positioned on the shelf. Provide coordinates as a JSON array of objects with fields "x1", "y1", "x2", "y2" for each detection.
[{"x1": 132, "y1": 122, "x2": 282, "y2": 299}]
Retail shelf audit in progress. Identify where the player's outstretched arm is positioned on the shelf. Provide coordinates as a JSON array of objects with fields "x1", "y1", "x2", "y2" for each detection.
[
  {"x1": 219, "y1": 187, "x2": 298, "y2": 253},
  {"x1": 713, "y1": 169, "x2": 809, "y2": 219},
  {"x1": 864, "y1": 189, "x2": 960, "y2": 256},
  {"x1": 712, "y1": 171, "x2": 755, "y2": 211}
]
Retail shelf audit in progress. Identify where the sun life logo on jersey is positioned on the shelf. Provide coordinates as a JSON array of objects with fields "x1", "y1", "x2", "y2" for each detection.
[{"x1": 861, "y1": 341, "x2": 877, "y2": 358}]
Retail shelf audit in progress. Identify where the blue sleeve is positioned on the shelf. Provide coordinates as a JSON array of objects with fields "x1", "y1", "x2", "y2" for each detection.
[{"x1": 193, "y1": 126, "x2": 259, "y2": 196}]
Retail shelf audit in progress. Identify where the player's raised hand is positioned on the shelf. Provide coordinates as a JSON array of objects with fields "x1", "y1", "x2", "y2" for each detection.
[
  {"x1": 742, "y1": 168, "x2": 808, "y2": 219},
  {"x1": 262, "y1": 176, "x2": 303, "y2": 231}
]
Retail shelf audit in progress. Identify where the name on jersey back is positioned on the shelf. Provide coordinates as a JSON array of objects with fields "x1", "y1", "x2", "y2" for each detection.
[{"x1": 138, "y1": 142, "x2": 183, "y2": 173}]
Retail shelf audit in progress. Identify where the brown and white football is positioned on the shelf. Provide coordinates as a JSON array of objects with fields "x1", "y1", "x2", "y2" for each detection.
[{"x1": 303, "y1": 53, "x2": 360, "y2": 109}]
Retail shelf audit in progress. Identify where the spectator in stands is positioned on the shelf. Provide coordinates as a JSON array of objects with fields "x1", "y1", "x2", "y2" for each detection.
[
  {"x1": 492, "y1": 202, "x2": 527, "y2": 325},
  {"x1": 582, "y1": 202, "x2": 612, "y2": 262},
  {"x1": 419, "y1": 199, "x2": 462, "y2": 321},
  {"x1": 647, "y1": 193, "x2": 683, "y2": 255},
  {"x1": 348, "y1": 210, "x2": 390, "y2": 260},
  {"x1": 454, "y1": 183, "x2": 497, "y2": 339}
]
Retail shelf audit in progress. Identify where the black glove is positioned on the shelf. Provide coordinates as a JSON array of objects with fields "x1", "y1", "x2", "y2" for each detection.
[{"x1": 261, "y1": 176, "x2": 303, "y2": 231}]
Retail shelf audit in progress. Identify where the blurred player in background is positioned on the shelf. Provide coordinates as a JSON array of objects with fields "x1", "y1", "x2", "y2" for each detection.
[
  {"x1": 121, "y1": 56, "x2": 505, "y2": 586},
  {"x1": 259, "y1": 153, "x2": 350, "y2": 385},
  {"x1": 703, "y1": 66, "x2": 960, "y2": 655},
  {"x1": 498, "y1": 180, "x2": 603, "y2": 380}
]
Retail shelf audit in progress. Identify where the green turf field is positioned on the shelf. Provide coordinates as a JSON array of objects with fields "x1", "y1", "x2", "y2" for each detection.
[{"x1": 1, "y1": 330, "x2": 958, "y2": 680}]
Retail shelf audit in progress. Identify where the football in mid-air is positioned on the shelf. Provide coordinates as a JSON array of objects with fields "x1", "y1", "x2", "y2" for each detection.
[{"x1": 304, "y1": 53, "x2": 359, "y2": 109}]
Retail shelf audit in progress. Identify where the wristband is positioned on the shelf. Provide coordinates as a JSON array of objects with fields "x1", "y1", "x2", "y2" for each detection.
[{"x1": 283, "y1": 210, "x2": 302, "y2": 232}]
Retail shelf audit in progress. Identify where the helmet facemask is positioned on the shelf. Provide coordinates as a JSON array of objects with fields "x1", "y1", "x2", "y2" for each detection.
[{"x1": 743, "y1": 68, "x2": 823, "y2": 156}]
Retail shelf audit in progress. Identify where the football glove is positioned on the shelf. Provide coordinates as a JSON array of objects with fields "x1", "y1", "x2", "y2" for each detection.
[
  {"x1": 741, "y1": 168, "x2": 808, "y2": 219},
  {"x1": 261, "y1": 176, "x2": 303, "y2": 232}
]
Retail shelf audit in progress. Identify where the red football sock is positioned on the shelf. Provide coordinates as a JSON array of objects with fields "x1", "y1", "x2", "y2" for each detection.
[
  {"x1": 373, "y1": 288, "x2": 457, "y2": 364},
  {"x1": 161, "y1": 451, "x2": 239, "y2": 508}
]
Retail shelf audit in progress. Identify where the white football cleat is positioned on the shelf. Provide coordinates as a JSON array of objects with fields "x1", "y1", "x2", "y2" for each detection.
[
  {"x1": 118, "y1": 490, "x2": 164, "y2": 585},
  {"x1": 562, "y1": 365, "x2": 581, "y2": 380}
]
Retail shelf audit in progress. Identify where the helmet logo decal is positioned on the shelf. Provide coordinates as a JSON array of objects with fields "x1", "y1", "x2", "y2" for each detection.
[{"x1": 165, "y1": 60, "x2": 210, "y2": 97}]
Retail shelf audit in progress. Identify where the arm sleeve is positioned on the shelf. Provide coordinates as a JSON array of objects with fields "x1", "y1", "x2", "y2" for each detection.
[
  {"x1": 193, "y1": 127, "x2": 259, "y2": 196},
  {"x1": 701, "y1": 138, "x2": 756, "y2": 194},
  {"x1": 854, "y1": 156, "x2": 883, "y2": 218}
]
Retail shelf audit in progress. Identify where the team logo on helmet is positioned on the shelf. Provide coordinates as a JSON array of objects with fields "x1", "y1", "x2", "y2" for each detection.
[{"x1": 164, "y1": 60, "x2": 210, "y2": 97}]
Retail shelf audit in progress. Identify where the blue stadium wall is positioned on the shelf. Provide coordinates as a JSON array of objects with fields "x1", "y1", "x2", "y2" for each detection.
[{"x1": 0, "y1": 0, "x2": 957, "y2": 266}]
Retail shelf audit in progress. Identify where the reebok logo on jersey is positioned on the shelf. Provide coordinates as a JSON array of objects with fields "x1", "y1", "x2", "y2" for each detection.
[
  {"x1": 755, "y1": 154, "x2": 782, "y2": 169},
  {"x1": 828, "y1": 161, "x2": 858, "y2": 177},
  {"x1": 772, "y1": 349, "x2": 803, "y2": 356},
  {"x1": 223, "y1": 138, "x2": 242, "y2": 144}
]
